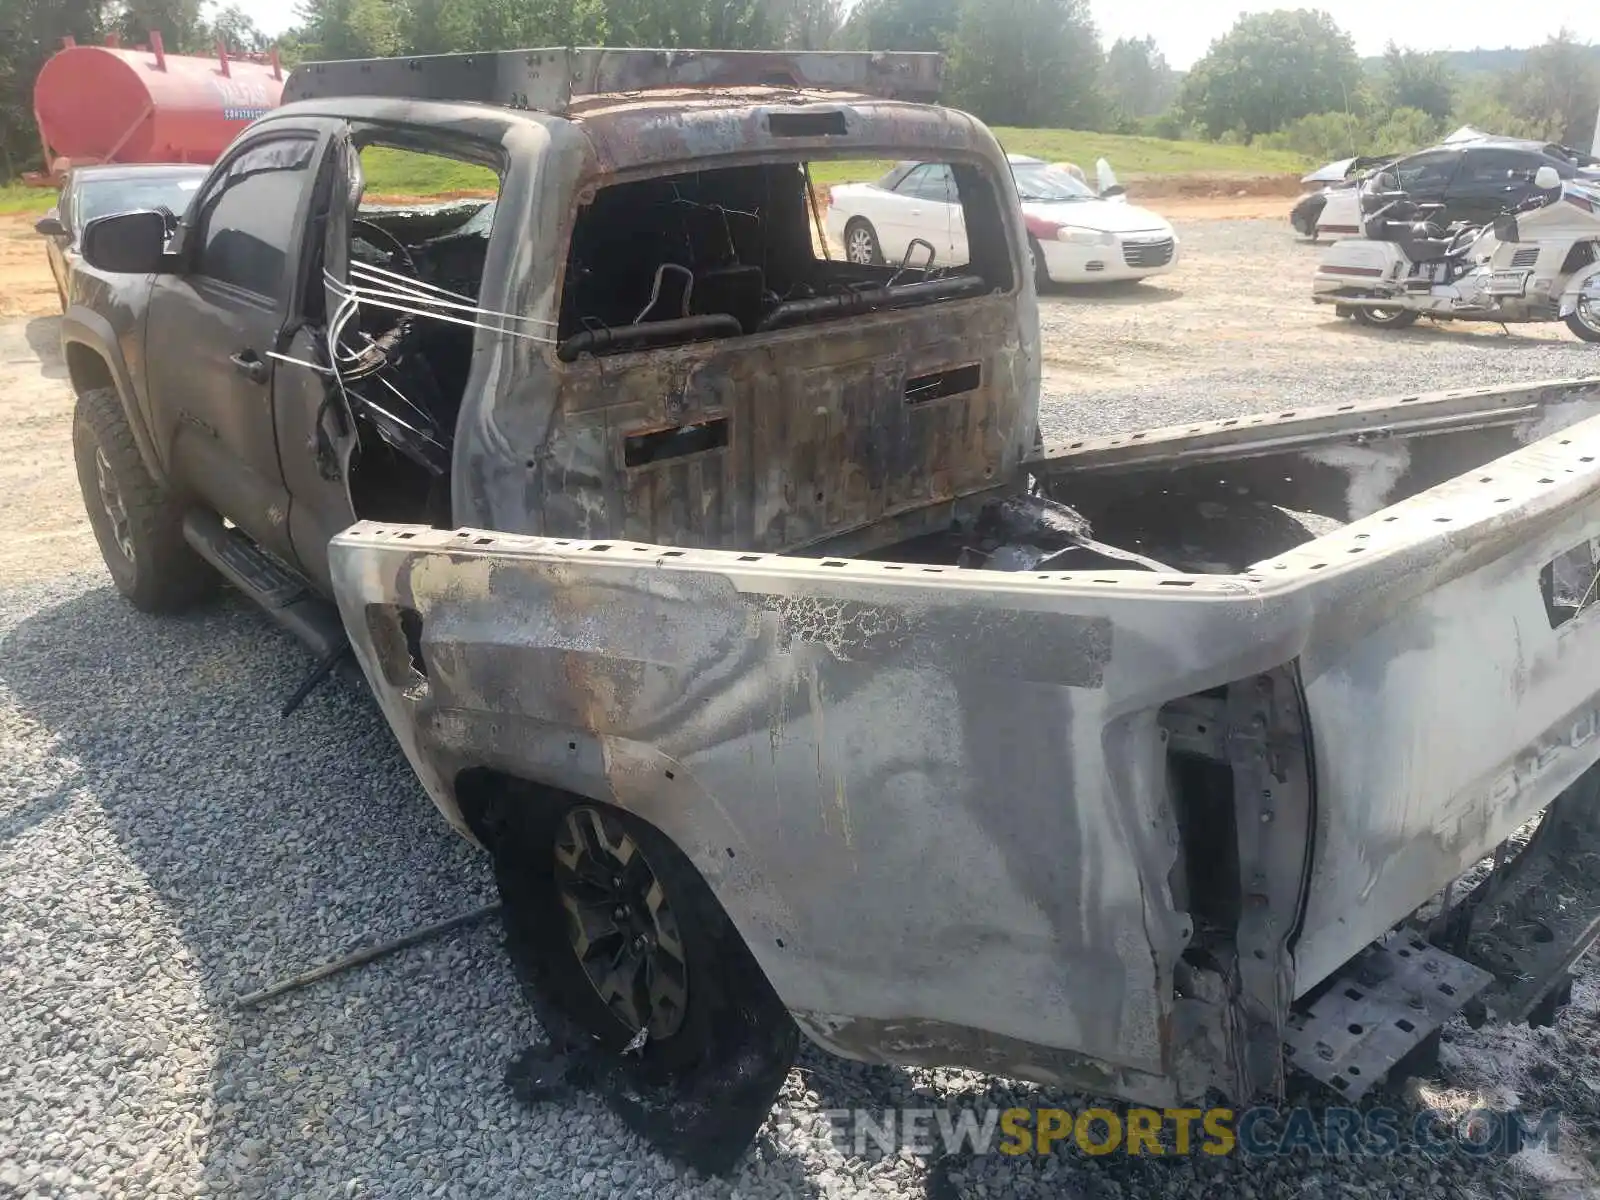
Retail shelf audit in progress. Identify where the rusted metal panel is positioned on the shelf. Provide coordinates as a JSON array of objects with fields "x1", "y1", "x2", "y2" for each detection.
[
  {"x1": 549, "y1": 296, "x2": 1027, "y2": 552},
  {"x1": 242, "y1": 97, "x2": 1036, "y2": 556},
  {"x1": 575, "y1": 96, "x2": 992, "y2": 176}
]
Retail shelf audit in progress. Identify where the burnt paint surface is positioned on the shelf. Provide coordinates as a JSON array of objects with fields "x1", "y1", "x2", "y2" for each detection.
[
  {"x1": 544, "y1": 296, "x2": 1028, "y2": 551},
  {"x1": 336, "y1": 544, "x2": 1198, "y2": 1096},
  {"x1": 233, "y1": 96, "x2": 1038, "y2": 552},
  {"x1": 436, "y1": 94, "x2": 1037, "y2": 548},
  {"x1": 62, "y1": 91, "x2": 1036, "y2": 565},
  {"x1": 331, "y1": 377, "x2": 1600, "y2": 1099},
  {"x1": 1033, "y1": 378, "x2": 1600, "y2": 524},
  {"x1": 1034, "y1": 377, "x2": 1600, "y2": 994}
]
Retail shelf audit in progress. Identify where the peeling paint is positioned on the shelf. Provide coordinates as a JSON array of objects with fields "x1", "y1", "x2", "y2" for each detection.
[
  {"x1": 330, "y1": 378, "x2": 1600, "y2": 1116},
  {"x1": 1303, "y1": 441, "x2": 1413, "y2": 520}
]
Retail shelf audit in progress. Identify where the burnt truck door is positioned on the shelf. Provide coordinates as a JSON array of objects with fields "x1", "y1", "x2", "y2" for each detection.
[
  {"x1": 145, "y1": 126, "x2": 331, "y2": 568},
  {"x1": 274, "y1": 126, "x2": 363, "y2": 593},
  {"x1": 275, "y1": 125, "x2": 503, "y2": 592}
]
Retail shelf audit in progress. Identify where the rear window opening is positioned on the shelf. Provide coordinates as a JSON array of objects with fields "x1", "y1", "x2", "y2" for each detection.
[{"x1": 556, "y1": 158, "x2": 1013, "y2": 361}]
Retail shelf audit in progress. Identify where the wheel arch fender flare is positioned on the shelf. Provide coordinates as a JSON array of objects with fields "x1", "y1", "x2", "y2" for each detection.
[
  {"x1": 59, "y1": 306, "x2": 166, "y2": 486},
  {"x1": 1558, "y1": 259, "x2": 1600, "y2": 318}
]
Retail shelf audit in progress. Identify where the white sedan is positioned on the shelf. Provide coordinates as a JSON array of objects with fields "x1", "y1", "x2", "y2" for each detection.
[{"x1": 825, "y1": 154, "x2": 1180, "y2": 287}]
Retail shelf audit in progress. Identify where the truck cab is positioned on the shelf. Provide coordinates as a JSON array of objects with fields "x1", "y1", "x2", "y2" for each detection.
[{"x1": 66, "y1": 49, "x2": 1034, "y2": 602}]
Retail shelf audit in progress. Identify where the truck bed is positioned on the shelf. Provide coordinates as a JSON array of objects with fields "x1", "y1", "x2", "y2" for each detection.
[{"x1": 326, "y1": 375, "x2": 1600, "y2": 1105}]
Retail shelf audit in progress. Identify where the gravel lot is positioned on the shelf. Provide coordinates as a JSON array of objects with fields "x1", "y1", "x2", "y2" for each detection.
[
  {"x1": 1037, "y1": 218, "x2": 1600, "y2": 437},
  {"x1": 3, "y1": 216, "x2": 1600, "y2": 1200}
]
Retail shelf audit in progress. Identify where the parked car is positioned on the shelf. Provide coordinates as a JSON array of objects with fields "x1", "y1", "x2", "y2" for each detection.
[
  {"x1": 1311, "y1": 138, "x2": 1600, "y2": 241},
  {"x1": 826, "y1": 153, "x2": 1179, "y2": 287},
  {"x1": 34, "y1": 163, "x2": 206, "y2": 308},
  {"x1": 1289, "y1": 155, "x2": 1397, "y2": 237}
]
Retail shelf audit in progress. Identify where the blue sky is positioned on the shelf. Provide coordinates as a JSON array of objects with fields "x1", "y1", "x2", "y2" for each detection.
[
  {"x1": 226, "y1": 0, "x2": 1600, "y2": 70},
  {"x1": 1093, "y1": 1, "x2": 1600, "y2": 68}
]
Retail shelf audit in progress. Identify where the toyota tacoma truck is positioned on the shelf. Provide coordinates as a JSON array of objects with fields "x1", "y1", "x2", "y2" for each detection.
[{"x1": 62, "y1": 45, "x2": 1600, "y2": 1172}]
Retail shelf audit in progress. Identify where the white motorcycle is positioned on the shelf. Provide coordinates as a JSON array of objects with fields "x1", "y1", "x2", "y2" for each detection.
[{"x1": 1312, "y1": 165, "x2": 1600, "y2": 342}]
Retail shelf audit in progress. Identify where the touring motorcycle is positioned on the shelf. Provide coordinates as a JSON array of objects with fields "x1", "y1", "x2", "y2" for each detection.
[{"x1": 1312, "y1": 165, "x2": 1600, "y2": 342}]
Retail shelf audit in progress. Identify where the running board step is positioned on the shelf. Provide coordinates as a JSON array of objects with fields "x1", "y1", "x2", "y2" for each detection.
[
  {"x1": 1283, "y1": 935, "x2": 1493, "y2": 1101},
  {"x1": 182, "y1": 510, "x2": 347, "y2": 661}
]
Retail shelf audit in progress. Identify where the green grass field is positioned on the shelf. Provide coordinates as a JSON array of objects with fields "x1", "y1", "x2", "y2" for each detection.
[
  {"x1": 783, "y1": 130, "x2": 1311, "y2": 189},
  {"x1": 0, "y1": 185, "x2": 55, "y2": 215},
  {"x1": 362, "y1": 133, "x2": 1311, "y2": 194},
  {"x1": 360, "y1": 147, "x2": 499, "y2": 196},
  {"x1": 990, "y1": 127, "x2": 1310, "y2": 174},
  {"x1": 0, "y1": 131, "x2": 1310, "y2": 216}
]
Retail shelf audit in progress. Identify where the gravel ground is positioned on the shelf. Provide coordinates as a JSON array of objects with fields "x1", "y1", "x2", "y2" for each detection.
[{"x1": 4, "y1": 217, "x2": 1600, "y2": 1200}]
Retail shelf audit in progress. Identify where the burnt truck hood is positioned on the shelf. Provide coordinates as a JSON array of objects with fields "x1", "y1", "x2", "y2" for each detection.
[{"x1": 328, "y1": 377, "x2": 1600, "y2": 1103}]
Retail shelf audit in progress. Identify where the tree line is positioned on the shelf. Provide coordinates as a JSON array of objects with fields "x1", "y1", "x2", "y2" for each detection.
[
  {"x1": 0, "y1": 1, "x2": 1596, "y2": 181},
  {"x1": 1179, "y1": 11, "x2": 1600, "y2": 160},
  {"x1": 278, "y1": 0, "x2": 1139, "y2": 132},
  {"x1": 0, "y1": 0, "x2": 1172, "y2": 176}
]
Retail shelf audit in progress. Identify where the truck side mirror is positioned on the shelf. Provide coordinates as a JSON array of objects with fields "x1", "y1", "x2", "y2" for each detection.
[
  {"x1": 1534, "y1": 166, "x2": 1561, "y2": 191},
  {"x1": 34, "y1": 212, "x2": 66, "y2": 238},
  {"x1": 80, "y1": 210, "x2": 169, "y2": 274}
]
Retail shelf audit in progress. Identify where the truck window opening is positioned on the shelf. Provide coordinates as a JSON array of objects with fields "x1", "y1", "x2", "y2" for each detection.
[
  {"x1": 555, "y1": 159, "x2": 1013, "y2": 360},
  {"x1": 326, "y1": 144, "x2": 501, "y2": 528}
]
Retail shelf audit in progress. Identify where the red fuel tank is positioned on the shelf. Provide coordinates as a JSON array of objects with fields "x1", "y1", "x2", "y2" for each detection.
[{"x1": 33, "y1": 37, "x2": 284, "y2": 173}]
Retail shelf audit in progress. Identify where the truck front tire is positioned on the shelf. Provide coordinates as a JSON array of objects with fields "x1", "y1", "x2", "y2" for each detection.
[{"x1": 72, "y1": 386, "x2": 215, "y2": 613}]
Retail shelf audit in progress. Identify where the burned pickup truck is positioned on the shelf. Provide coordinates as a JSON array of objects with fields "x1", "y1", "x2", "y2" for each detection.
[{"x1": 62, "y1": 45, "x2": 1600, "y2": 1171}]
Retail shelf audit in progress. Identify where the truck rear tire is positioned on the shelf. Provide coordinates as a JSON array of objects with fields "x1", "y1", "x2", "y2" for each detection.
[
  {"x1": 486, "y1": 789, "x2": 797, "y2": 1173},
  {"x1": 72, "y1": 387, "x2": 216, "y2": 613}
]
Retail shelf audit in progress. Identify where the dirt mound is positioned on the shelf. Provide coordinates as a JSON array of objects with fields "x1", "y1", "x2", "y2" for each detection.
[
  {"x1": 1129, "y1": 172, "x2": 1307, "y2": 201},
  {"x1": 362, "y1": 189, "x2": 497, "y2": 206}
]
